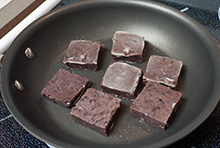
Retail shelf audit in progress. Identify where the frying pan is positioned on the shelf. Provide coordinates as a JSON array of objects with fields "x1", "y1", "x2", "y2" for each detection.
[{"x1": 1, "y1": 0, "x2": 220, "y2": 148}]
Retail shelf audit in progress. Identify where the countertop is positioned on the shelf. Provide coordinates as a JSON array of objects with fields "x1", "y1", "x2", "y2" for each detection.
[{"x1": 0, "y1": 0, "x2": 220, "y2": 147}]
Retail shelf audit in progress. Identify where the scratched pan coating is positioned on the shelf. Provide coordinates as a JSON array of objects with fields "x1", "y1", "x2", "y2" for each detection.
[{"x1": 2, "y1": 1, "x2": 220, "y2": 148}]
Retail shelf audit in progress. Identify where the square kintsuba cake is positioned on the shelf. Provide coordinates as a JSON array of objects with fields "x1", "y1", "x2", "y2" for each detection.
[
  {"x1": 63, "y1": 40, "x2": 102, "y2": 70},
  {"x1": 41, "y1": 69, "x2": 89, "y2": 107},
  {"x1": 100, "y1": 62, "x2": 142, "y2": 99},
  {"x1": 70, "y1": 88, "x2": 121, "y2": 136},
  {"x1": 143, "y1": 55, "x2": 183, "y2": 88},
  {"x1": 130, "y1": 81, "x2": 182, "y2": 130},
  {"x1": 111, "y1": 31, "x2": 145, "y2": 63}
]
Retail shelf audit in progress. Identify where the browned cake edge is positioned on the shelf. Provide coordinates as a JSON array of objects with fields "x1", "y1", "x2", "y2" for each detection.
[
  {"x1": 65, "y1": 63, "x2": 97, "y2": 71},
  {"x1": 100, "y1": 84, "x2": 136, "y2": 99},
  {"x1": 71, "y1": 107, "x2": 120, "y2": 136},
  {"x1": 112, "y1": 54, "x2": 143, "y2": 63},
  {"x1": 130, "y1": 108, "x2": 166, "y2": 130},
  {"x1": 130, "y1": 95, "x2": 182, "y2": 130},
  {"x1": 41, "y1": 81, "x2": 90, "y2": 108}
]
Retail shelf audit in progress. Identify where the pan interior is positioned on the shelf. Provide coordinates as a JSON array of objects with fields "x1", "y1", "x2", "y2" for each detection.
[{"x1": 2, "y1": 1, "x2": 220, "y2": 148}]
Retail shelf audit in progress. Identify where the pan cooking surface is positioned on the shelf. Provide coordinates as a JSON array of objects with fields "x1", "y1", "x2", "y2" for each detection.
[{"x1": 2, "y1": 1, "x2": 220, "y2": 148}]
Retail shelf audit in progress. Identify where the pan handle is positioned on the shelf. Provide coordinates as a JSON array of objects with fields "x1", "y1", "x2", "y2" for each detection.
[{"x1": 0, "y1": 0, "x2": 62, "y2": 54}]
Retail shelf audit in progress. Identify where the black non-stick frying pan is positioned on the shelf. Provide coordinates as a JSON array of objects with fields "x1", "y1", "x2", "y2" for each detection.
[{"x1": 1, "y1": 0, "x2": 220, "y2": 148}]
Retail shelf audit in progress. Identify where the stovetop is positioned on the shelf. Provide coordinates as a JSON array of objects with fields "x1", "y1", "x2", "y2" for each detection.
[{"x1": 0, "y1": 0, "x2": 220, "y2": 147}]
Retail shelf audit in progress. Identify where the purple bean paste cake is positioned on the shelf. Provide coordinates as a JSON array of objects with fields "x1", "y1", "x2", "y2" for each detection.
[
  {"x1": 41, "y1": 69, "x2": 89, "y2": 107},
  {"x1": 130, "y1": 81, "x2": 182, "y2": 130},
  {"x1": 63, "y1": 40, "x2": 102, "y2": 70},
  {"x1": 70, "y1": 88, "x2": 121, "y2": 136},
  {"x1": 111, "y1": 31, "x2": 145, "y2": 63},
  {"x1": 100, "y1": 62, "x2": 142, "y2": 99},
  {"x1": 143, "y1": 55, "x2": 183, "y2": 87}
]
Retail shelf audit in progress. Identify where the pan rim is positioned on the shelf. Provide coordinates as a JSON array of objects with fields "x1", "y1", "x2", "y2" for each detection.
[{"x1": 1, "y1": 0, "x2": 220, "y2": 148}]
